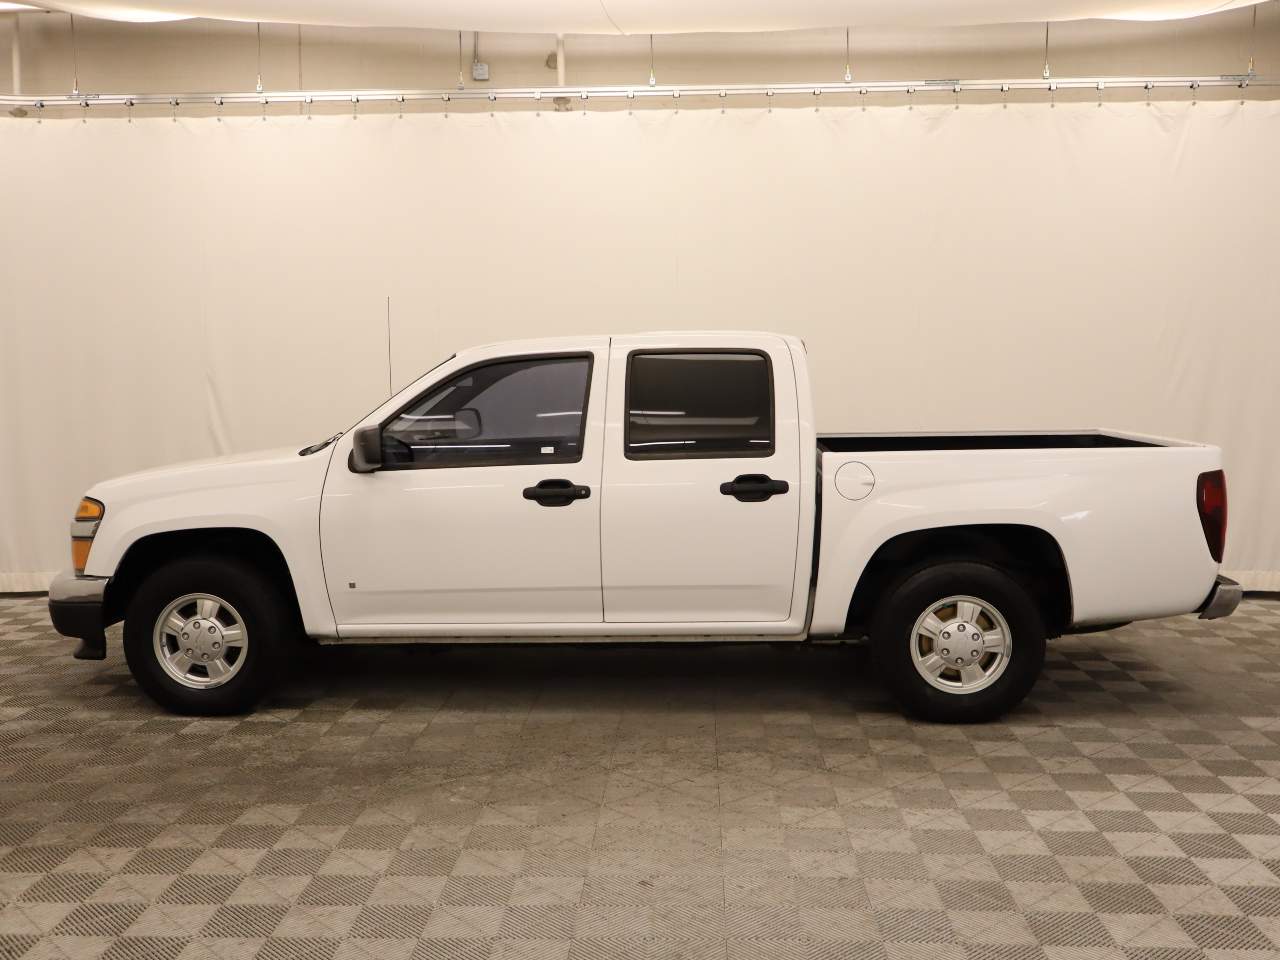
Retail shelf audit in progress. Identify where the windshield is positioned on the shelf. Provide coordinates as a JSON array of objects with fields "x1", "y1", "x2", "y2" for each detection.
[{"x1": 298, "y1": 352, "x2": 459, "y2": 456}]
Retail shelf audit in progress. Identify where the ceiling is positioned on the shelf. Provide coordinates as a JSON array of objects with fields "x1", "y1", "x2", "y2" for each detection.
[{"x1": 21, "y1": 0, "x2": 1265, "y2": 32}]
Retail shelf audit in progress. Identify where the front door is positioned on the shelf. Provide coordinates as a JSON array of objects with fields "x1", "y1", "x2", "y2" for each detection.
[
  {"x1": 320, "y1": 344, "x2": 607, "y2": 628},
  {"x1": 600, "y1": 334, "x2": 802, "y2": 624}
]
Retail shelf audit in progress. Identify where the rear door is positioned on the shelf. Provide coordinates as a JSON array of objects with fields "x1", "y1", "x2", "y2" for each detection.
[{"x1": 601, "y1": 334, "x2": 802, "y2": 623}]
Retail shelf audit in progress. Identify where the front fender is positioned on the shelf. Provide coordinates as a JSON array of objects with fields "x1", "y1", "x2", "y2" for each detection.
[{"x1": 82, "y1": 447, "x2": 336, "y2": 637}]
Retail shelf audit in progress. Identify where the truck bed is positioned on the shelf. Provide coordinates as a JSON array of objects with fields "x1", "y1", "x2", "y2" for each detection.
[
  {"x1": 818, "y1": 430, "x2": 1161, "y2": 453},
  {"x1": 809, "y1": 430, "x2": 1219, "y2": 634}
]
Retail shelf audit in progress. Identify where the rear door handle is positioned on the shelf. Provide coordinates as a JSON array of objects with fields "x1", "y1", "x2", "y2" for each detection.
[
  {"x1": 523, "y1": 478, "x2": 591, "y2": 507},
  {"x1": 720, "y1": 474, "x2": 789, "y2": 503}
]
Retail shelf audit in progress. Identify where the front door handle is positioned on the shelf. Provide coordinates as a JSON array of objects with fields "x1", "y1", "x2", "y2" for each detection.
[
  {"x1": 720, "y1": 474, "x2": 790, "y2": 503},
  {"x1": 523, "y1": 478, "x2": 591, "y2": 507}
]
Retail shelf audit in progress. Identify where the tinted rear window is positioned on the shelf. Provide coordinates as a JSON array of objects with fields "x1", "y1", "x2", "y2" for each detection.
[{"x1": 626, "y1": 352, "x2": 773, "y2": 459}]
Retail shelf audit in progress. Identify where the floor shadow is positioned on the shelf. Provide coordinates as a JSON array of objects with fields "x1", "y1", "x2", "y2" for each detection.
[{"x1": 269, "y1": 639, "x2": 896, "y2": 715}]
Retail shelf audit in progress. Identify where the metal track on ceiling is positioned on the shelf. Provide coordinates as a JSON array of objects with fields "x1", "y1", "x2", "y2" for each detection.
[{"x1": 0, "y1": 74, "x2": 1271, "y2": 112}]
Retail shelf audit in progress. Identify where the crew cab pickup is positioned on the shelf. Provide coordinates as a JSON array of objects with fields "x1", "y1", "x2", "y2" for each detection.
[{"x1": 49, "y1": 331, "x2": 1240, "y2": 721}]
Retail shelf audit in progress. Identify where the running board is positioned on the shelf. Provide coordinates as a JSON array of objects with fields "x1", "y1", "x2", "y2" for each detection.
[{"x1": 315, "y1": 633, "x2": 807, "y2": 646}]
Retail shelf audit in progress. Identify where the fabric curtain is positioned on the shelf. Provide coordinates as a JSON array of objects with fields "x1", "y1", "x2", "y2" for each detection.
[{"x1": 2, "y1": 100, "x2": 1277, "y2": 592}]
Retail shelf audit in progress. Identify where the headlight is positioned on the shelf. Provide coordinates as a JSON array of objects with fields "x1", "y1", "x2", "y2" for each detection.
[
  {"x1": 71, "y1": 497, "x2": 105, "y2": 574},
  {"x1": 75, "y1": 498, "x2": 104, "y2": 521}
]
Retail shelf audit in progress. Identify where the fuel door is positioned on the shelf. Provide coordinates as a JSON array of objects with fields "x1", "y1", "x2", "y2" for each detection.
[{"x1": 834, "y1": 460, "x2": 875, "y2": 501}]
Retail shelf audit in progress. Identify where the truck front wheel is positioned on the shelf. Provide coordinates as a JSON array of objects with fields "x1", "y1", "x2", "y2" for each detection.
[
  {"x1": 123, "y1": 556, "x2": 289, "y2": 715},
  {"x1": 870, "y1": 561, "x2": 1045, "y2": 722}
]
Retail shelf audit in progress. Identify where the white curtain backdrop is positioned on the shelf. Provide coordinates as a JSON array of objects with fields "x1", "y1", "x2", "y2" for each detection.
[{"x1": 1, "y1": 101, "x2": 1277, "y2": 592}]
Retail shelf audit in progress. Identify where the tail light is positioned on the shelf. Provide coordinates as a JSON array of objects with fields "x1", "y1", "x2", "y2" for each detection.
[{"x1": 1196, "y1": 470, "x2": 1227, "y2": 563}]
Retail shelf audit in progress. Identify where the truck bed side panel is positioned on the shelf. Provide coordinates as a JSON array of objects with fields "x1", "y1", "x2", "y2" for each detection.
[{"x1": 810, "y1": 444, "x2": 1222, "y2": 634}]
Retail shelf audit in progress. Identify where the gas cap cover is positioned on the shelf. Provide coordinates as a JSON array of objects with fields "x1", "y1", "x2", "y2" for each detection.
[{"x1": 834, "y1": 461, "x2": 875, "y2": 501}]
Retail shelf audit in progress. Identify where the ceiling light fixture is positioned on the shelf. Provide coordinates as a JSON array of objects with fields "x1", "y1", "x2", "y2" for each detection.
[
  {"x1": 48, "y1": 4, "x2": 192, "y2": 21},
  {"x1": 28, "y1": 0, "x2": 1261, "y2": 30}
]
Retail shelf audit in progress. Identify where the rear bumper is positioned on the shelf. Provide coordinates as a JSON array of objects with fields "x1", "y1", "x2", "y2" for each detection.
[
  {"x1": 1198, "y1": 574, "x2": 1242, "y2": 620},
  {"x1": 48, "y1": 569, "x2": 109, "y2": 660}
]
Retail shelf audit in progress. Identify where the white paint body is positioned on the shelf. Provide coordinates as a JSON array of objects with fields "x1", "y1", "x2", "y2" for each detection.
[
  {"x1": 812, "y1": 439, "x2": 1221, "y2": 632},
  {"x1": 81, "y1": 331, "x2": 1224, "y2": 640}
]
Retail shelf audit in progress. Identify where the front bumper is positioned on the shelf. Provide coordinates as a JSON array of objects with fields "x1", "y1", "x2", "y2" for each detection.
[
  {"x1": 48, "y1": 569, "x2": 110, "y2": 660},
  {"x1": 1198, "y1": 574, "x2": 1242, "y2": 620}
]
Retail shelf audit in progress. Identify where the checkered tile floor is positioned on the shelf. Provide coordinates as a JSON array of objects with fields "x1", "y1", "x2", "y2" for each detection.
[{"x1": 3, "y1": 596, "x2": 1280, "y2": 960}]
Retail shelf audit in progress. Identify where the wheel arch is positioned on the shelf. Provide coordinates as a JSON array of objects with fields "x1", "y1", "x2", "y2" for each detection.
[
  {"x1": 104, "y1": 527, "x2": 303, "y2": 631},
  {"x1": 843, "y1": 523, "x2": 1073, "y2": 639}
]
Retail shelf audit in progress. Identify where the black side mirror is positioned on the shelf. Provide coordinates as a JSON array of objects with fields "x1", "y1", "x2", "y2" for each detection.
[
  {"x1": 453, "y1": 407, "x2": 482, "y2": 441},
  {"x1": 349, "y1": 425, "x2": 383, "y2": 473}
]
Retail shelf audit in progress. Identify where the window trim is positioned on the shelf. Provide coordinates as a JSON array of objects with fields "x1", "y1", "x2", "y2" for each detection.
[
  {"x1": 378, "y1": 351, "x2": 595, "y2": 471},
  {"x1": 623, "y1": 348, "x2": 775, "y2": 461}
]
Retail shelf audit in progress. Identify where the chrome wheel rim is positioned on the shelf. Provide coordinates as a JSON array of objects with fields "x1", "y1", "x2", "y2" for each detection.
[
  {"x1": 152, "y1": 593, "x2": 248, "y2": 690},
  {"x1": 910, "y1": 595, "x2": 1012, "y2": 694}
]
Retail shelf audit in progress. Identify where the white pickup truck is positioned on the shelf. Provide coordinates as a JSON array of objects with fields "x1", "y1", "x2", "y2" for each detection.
[{"x1": 50, "y1": 331, "x2": 1239, "y2": 721}]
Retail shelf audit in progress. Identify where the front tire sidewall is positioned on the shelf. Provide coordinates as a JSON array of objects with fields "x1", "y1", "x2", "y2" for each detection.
[
  {"x1": 124, "y1": 557, "x2": 284, "y2": 715},
  {"x1": 872, "y1": 562, "x2": 1045, "y2": 723}
]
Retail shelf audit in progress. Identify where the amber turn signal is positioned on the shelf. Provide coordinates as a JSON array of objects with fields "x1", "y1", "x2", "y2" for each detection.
[
  {"x1": 75, "y1": 498, "x2": 105, "y2": 521},
  {"x1": 71, "y1": 538, "x2": 93, "y2": 574}
]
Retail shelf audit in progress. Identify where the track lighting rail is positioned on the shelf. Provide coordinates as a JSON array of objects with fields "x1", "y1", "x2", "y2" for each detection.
[{"x1": 0, "y1": 74, "x2": 1272, "y2": 112}]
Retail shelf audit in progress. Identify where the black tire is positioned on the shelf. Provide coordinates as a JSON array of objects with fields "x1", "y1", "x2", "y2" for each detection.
[
  {"x1": 123, "y1": 555, "x2": 291, "y2": 715},
  {"x1": 870, "y1": 560, "x2": 1045, "y2": 723}
]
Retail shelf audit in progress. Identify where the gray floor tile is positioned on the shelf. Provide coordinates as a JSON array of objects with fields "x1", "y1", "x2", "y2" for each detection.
[{"x1": 3, "y1": 595, "x2": 1280, "y2": 958}]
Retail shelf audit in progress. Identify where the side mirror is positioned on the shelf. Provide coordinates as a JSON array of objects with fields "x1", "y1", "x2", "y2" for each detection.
[
  {"x1": 415, "y1": 408, "x2": 482, "y2": 442},
  {"x1": 453, "y1": 407, "x2": 482, "y2": 441},
  {"x1": 349, "y1": 425, "x2": 383, "y2": 473}
]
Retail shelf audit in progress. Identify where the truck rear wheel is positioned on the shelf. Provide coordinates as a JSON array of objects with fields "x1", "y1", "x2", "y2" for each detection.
[
  {"x1": 870, "y1": 561, "x2": 1045, "y2": 722},
  {"x1": 123, "y1": 556, "x2": 289, "y2": 715}
]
